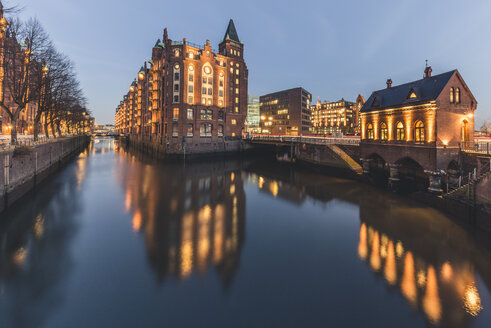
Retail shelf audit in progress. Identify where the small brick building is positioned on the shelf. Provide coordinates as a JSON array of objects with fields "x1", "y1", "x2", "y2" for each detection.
[{"x1": 360, "y1": 67, "x2": 477, "y2": 192}]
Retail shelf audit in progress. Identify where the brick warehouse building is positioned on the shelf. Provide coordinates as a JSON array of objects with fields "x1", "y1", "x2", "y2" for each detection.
[
  {"x1": 310, "y1": 98, "x2": 358, "y2": 135},
  {"x1": 115, "y1": 19, "x2": 248, "y2": 155},
  {"x1": 360, "y1": 67, "x2": 476, "y2": 193},
  {"x1": 259, "y1": 87, "x2": 311, "y2": 136}
]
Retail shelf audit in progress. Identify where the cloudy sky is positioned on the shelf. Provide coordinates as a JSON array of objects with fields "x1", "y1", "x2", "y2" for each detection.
[{"x1": 14, "y1": 0, "x2": 491, "y2": 126}]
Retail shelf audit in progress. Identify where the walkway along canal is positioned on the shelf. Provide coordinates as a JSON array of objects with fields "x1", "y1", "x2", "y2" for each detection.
[{"x1": 0, "y1": 138, "x2": 491, "y2": 327}]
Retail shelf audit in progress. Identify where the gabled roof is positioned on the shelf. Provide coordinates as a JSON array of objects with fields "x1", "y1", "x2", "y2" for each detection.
[
  {"x1": 222, "y1": 19, "x2": 240, "y2": 43},
  {"x1": 361, "y1": 70, "x2": 457, "y2": 113}
]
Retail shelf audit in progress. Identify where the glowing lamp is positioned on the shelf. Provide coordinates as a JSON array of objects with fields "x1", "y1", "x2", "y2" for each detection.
[
  {"x1": 129, "y1": 86, "x2": 135, "y2": 92},
  {"x1": 138, "y1": 72, "x2": 145, "y2": 80},
  {"x1": 467, "y1": 113, "x2": 474, "y2": 118}
]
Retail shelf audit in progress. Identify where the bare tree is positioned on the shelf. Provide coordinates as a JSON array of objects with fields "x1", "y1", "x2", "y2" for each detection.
[{"x1": 0, "y1": 17, "x2": 50, "y2": 144}]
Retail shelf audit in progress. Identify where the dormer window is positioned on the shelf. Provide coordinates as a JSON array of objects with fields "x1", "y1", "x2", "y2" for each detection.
[
  {"x1": 408, "y1": 90, "x2": 417, "y2": 99},
  {"x1": 372, "y1": 97, "x2": 379, "y2": 107}
]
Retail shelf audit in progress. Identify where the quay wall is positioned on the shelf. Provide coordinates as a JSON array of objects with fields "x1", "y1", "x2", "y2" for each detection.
[
  {"x1": 0, "y1": 136, "x2": 90, "y2": 213},
  {"x1": 128, "y1": 134, "x2": 243, "y2": 158}
]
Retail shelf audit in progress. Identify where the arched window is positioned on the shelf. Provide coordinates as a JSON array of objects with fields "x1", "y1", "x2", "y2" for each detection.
[
  {"x1": 380, "y1": 122, "x2": 388, "y2": 141},
  {"x1": 367, "y1": 123, "x2": 374, "y2": 140},
  {"x1": 455, "y1": 87, "x2": 460, "y2": 104},
  {"x1": 396, "y1": 122, "x2": 405, "y2": 141},
  {"x1": 414, "y1": 121, "x2": 425, "y2": 143},
  {"x1": 450, "y1": 87, "x2": 454, "y2": 103}
]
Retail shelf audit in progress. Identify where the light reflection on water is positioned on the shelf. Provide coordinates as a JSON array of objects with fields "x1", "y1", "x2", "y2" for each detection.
[{"x1": 0, "y1": 138, "x2": 490, "y2": 328}]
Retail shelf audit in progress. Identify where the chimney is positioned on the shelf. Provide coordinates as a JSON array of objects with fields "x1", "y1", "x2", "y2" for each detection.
[
  {"x1": 424, "y1": 66, "x2": 432, "y2": 79},
  {"x1": 163, "y1": 28, "x2": 168, "y2": 42},
  {"x1": 386, "y1": 79, "x2": 392, "y2": 89}
]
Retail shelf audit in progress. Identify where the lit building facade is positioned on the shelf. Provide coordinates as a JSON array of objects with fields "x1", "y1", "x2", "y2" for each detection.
[
  {"x1": 115, "y1": 19, "x2": 248, "y2": 155},
  {"x1": 360, "y1": 68, "x2": 476, "y2": 192},
  {"x1": 259, "y1": 87, "x2": 311, "y2": 136},
  {"x1": 310, "y1": 98, "x2": 357, "y2": 135},
  {"x1": 245, "y1": 95, "x2": 260, "y2": 133}
]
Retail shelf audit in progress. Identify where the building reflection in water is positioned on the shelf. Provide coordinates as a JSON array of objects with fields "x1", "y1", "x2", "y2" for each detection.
[
  {"x1": 115, "y1": 143, "x2": 245, "y2": 287},
  {"x1": 358, "y1": 221, "x2": 483, "y2": 326},
  {"x1": 244, "y1": 161, "x2": 490, "y2": 328}
]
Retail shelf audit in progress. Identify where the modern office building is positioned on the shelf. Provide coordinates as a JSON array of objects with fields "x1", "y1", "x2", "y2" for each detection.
[
  {"x1": 259, "y1": 87, "x2": 311, "y2": 135},
  {"x1": 310, "y1": 98, "x2": 357, "y2": 135},
  {"x1": 245, "y1": 95, "x2": 260, "y2": 133}
]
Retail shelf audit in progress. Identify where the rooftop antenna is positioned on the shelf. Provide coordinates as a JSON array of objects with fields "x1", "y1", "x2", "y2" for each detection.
[{"x1": 425, "y1": 59, "x2": 428, "y2": 68}]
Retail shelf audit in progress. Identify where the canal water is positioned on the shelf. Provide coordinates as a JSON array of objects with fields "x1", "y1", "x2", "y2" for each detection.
[{"x1": 1, "y1": 138, "x2": 491, "y2": 328}]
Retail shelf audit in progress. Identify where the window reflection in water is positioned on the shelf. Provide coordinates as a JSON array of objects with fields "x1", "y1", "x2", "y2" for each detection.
[
  {"x1": 358, "y1": 222, "x2": 483, "y2": 326},
  {"x1": 115, "y1": 147, "x2": 245, "y2": 286}
]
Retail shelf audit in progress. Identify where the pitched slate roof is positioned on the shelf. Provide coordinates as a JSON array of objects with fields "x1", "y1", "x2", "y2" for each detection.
[
  {"x1": 360, "y1": 70, "x2": 456, "y2": 113},
  {"x1": 223, "y1": 19, "x2": 240, "y2": 43}
]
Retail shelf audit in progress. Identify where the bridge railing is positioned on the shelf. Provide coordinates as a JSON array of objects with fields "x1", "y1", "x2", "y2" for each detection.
[
  {"x1": 460, "y1": 141, "x2": 491, "y2": 155},
  {"x1": 246, "y1": 135, "x2": 361, "y2": 146}
]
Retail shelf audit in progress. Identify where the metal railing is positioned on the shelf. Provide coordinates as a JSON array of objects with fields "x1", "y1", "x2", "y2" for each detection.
[
  {"x1": 246, "y1": 135, "x2": 361, "y2": 146},
  {"x1": 460, "y1": 141, "x2": 491, "y2": 155},
  {"x1": 0, "y1": 135, "x2": 63, "y2": 151}
]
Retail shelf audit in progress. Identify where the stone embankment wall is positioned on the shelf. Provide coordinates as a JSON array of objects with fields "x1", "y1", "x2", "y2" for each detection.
[
  {"x1": 128, "y1": 135, "x2": 242, "y2": 158},
  {"x1": 476, "y1": 173, "x2": 491, "y2": 205},
  {"x1": 0, "y1": 136, "x2": 89, "y2": 213}
]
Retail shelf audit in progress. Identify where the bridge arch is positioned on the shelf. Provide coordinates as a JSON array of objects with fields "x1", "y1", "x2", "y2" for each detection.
[
  {"x1": 394, "y1": 156, "x2": 428, "y2": 192},
  {"x1": 367, "y1": 153, "x2": 388, "y2": 185}
]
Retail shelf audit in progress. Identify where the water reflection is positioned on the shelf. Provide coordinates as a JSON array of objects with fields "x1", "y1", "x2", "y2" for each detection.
[
  {"x1": 115, "y1": 145, "x2": 246, "y2": 287},
  {"x1": 245, "y1": 162, "x2": 491, "y2": 328},
  {"x1": 0, "y1": 146, "x2": 88, "y2": 328}
]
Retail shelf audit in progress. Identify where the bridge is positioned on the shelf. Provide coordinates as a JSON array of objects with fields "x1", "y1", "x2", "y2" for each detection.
[
  {"x1": 245, "y1": 134, "x2": 491, "y2": 196},
  {"x1": 245, "y1": 135, "x2": 363, "y2": 175}
]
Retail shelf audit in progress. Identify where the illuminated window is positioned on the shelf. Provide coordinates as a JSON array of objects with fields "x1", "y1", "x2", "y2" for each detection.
[
  {"x1": 396, "y1": 122, "x2": 405, "y2": 141},
  {"x1": 187, "y1": 124, "x2": 193, "y2": 136},
  {"x1": 174, "y1": 49, "x2": 179, "y2": 57},
  {"x1": 450, "y1": 87, "x2": 454, "y2": 103},
  {"x1": 187, "y1": 108, "x2": 193, "y2": 120},
  {"x1": 218, "y1": 125, "x2": 224, "y2": 136},
  {"x1": 380, "y1": 122, "x2": 388, "y2": 141},
  {"x1": 455, "y1": 87, "x2": 460, "y2": 104},
  {"x1": 200, "y1": 123, "x2": 212, "y2": 136},
  {"x1": 235, "y1": 88, "x2": 239, "y2": 94},
  {"x1": 235, "y1": 97, "x2": 239, "y2": 103},
  {"x1": 414, "y1": 121, "x2": 425, "y2": 143},
  {"x1": 173, "y1": 108, "x2": 179, "y2": 119},
  {"x1": 231, "y1": 119, "x2": 237, "y2": 125},
  {"x1": 235, "y1": 107, "x2": 238, "y2": 112},
  {"x1": 200, "y1": 109, "x2": 212, "y2": 120},
  {"x1": 367, "y1": 123, "x2": 374, "y2": 140}
]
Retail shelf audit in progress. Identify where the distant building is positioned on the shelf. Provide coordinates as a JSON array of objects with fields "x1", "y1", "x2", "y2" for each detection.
[
  {"x1": 259, "y1": 87, "x2": 311, "y2": 135},
  {"x1": 310, "y1": 98, "x2": 357, "y2": 135},
  {"x1": 245, "y1": 95, "x2": 260, "y2": 133}
]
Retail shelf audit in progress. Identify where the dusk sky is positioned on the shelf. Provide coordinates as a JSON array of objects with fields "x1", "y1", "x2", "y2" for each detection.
[{"x1": 15, "y1": 0, "x2": 491, "y2": 126}]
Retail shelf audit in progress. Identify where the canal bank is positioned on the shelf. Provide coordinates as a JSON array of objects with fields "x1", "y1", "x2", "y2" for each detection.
[{"x1": 0, "y1": 136, "x2": 90, "y2": 213}]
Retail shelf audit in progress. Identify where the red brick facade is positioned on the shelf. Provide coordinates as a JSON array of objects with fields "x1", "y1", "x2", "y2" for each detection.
[{"x1": 115, "y1": 20, "x2": 248, "y2": 154}]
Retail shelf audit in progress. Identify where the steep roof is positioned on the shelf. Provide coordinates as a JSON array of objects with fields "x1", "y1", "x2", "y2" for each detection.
[
  {"x1": 360, "y1": 70, "x2": 456, "y2": 113},
  {"x1": 222, "y1": 19, "x2": 240, "y2": 43}
]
